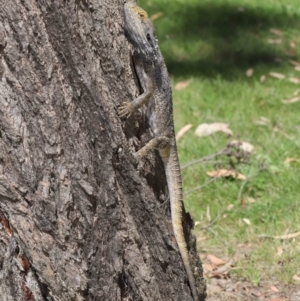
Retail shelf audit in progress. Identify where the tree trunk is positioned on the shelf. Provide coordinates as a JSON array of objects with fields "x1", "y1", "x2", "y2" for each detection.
[{"x1": 0, "y1": 0, "x2": 206, "y2": 300}]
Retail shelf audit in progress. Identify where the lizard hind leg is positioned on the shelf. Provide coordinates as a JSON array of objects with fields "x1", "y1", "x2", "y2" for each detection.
[{"x1": 135, "y1": 136, "x2": 171, "y2": 161}]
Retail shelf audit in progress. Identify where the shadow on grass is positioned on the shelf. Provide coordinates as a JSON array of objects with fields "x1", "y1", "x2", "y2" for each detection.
[{"x1": 151, "y1": 3, "x2": 300, "y2": 79}]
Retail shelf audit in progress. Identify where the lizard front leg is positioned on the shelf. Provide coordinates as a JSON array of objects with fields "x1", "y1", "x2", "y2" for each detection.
[{"x1": 118, "y1": 60, "x2": 154, "y2": 119}]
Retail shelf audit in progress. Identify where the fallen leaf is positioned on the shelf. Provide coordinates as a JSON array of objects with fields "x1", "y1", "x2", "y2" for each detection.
[
  {"x1": 270, "y1": 285, "x2": 280, "y2": 293},
  {"x1": 175, "y1": 79, "x2": 191, "y2": 90},
  {"x1": 267, "y1": 38, "x2": 282, "y2": 44},
  {"x1": 281, "y1": 97, "x2": 300, "y2": 104},
  {"x1": 195, "y1": 123, "x2": 233, "y2": 137},
  {"x1": 150, "y1": 12, "x2": 163, "y2": 21},
  {"x1": 176, "y1": 124, "x2": 192, "y2": 141},
  {"x1": 293, "y1": 274, "x2": 300, "y2": 282},
  {"x1": 246, "y1": 68, "x2": 254, "y2": 77},
  {"x1": 203, "y1": 263, "x2": 214, "y2": 272},
  {"x1": 289, "y1": 59, "x2": 300, "y2": 67},
  {"x1": 290, "y1": 41, "x2": 296, "y2": 48},
  {"x1": 284, "y1": 157, "x2": 296, "y2": 164},
  {"x1": 243, "y1": 218, "x2": 251, "y2": 225},
  {"x1": 289, "y1": 77, "x2": 300, "y2": 84},
  {"x1": 254, "y1": 116, "x2": 270, "y2": 126},
  {"x1": 229, "y1": 140, "x2": 255, "y2": 153},
  {"x1": 260, "y1": 75, "x2": 266, "y2": 83},
  {"x1": 209, "y1": 260, "x2": 233, "y2": 277},
  {"x1": 245, "y1": 196, "x2": 256, "y2": 203},
  {"x1": 207, "y1": 254, "x2": 226, "y2": 266},
  {"x1": 227, "y1": 204, "x2": 234, "y2": 210},
  {"x1": 206, "y1": 169, "x2": 247, "y2": 180},
  {"x1": 295, "y1": 66, "x2": 300, "y2": 72},
  {"x1": 269, "y1": 72, "x2": 285, "y2": 79},
  {"x1": 270, "y1": 28, "x2": 283, "y2": 36}
]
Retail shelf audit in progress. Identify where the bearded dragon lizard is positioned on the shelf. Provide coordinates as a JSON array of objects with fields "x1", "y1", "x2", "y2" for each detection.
[{"x1": 118, "y1": 2, "x2": 199, "y2": 300}]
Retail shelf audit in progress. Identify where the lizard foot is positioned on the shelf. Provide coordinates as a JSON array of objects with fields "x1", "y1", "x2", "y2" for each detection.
[{"x1": 118, "y1": 102, "x2": 135, "y2": 119}]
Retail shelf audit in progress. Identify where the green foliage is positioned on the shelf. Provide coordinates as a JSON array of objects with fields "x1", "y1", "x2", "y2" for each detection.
[{"x1": 140, "y1": 0, "x2": 300, "y2": 284}]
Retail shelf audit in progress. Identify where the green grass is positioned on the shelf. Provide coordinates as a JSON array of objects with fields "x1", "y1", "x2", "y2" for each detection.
[{"x1": 139, "y1": 0, "x2": 300, "y2": 285}]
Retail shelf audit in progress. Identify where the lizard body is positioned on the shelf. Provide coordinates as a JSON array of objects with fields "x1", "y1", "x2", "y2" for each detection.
[{"x1": 119, "y1": 3, "x2": 199, "y2": 300}]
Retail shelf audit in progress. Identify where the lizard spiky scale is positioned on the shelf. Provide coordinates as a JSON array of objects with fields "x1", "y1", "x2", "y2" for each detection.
[{"x1": 119, "y1": 3, "x2": 199, "y2": 300}]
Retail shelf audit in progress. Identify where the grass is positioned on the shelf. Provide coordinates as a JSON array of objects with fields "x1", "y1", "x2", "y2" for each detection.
[{"x1": 139, "y1": 0, "x2": 300, "y2": 286}]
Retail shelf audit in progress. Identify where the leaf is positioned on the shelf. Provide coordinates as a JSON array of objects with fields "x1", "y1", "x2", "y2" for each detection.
[
  {"x1": 269, "y1": 72, "x2": 285, "y2": 79},
  {"x1": 276, "y1": 247, "x2": 283, "y2": 256},
  {"x1": 281, "y1": 97, "x2": 300, "y2": 104},
  {"x1": 229, "y1": 140, "x2": 255, "y2": 153},
  {"x1": 260, "y1": 75, "x2": 266, "y2": 83},
  {"x1": 195, "y1": 123, "x2": 233, "y2": 137},
  {"x1": 175, "y1": 124, "x2": 192, "y2": 141},
  {"x1": 269, "y1": 28, "x2": 283, "y2": 36},
  {"x1": 289, "y1": 59, "x2": 300, "y2": 67},
  {"x1": 150, "y1": 12, "x2": 163, "y2": 21},
  {"x1": 290, "y1": 41, "x2": 296, "y2": 48},
  {"x1": 288, "y1": 77, "x2": 300, "y2": 84},
  {"x1": 242, "y1": 218, "x2": 251, "y2": 225},
  {"x1": 206, "y1": 169, "x2": 247, "y2": 180},
  {"x1": 207, "y1": 254, "x2": 225, "y2": 266},
  {"x1": 267, "y1": 38, "x2": 282, "y2": 44},
  {"x1": 283, "y1": 157, "x2": 296, "y2": 164},
  {"x1": 246, "y1": 68, "x2": 254, "y2": 77},
  {"x1": 294, "y1": 66, "x2": 300, "y2": 72},
  {"x1": 175, "y1": 79, "x2": 191, "y2": 90},
  {"x1": 292, "y1": 274, "x2": 300, "y2": 282}
]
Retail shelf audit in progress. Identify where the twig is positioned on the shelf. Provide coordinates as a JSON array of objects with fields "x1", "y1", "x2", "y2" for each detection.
[
  {"x1": 183, "y1": 178, "x2": 217, "y2": 195},
  {"x1": 181, "y1": 148, "x2": 227, "y2": 170}
]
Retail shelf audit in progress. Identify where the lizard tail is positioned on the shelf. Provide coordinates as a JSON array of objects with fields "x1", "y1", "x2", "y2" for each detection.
[{"x1": 163, "y1": 146, "x2": 198, "y2": 301}]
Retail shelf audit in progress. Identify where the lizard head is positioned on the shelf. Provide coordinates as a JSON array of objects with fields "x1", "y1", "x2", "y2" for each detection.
[{"x1": 124, "y1": 3, "x2": 159, "y2": 62}]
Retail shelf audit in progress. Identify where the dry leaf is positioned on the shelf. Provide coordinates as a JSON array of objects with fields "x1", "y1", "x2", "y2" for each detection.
[
  {"x1": 270, "y1": 28, "x2": 283, "y2": 36},
  {"x1": 242, "y1": 218, "x2": 251, "y2": 225},
  {"x1": 176, "y1": 124, "x2": 192, "y2": 141},
  {"x1": 206, "y1": 169, "x2": 247, "y2": 180},
  {"x1": 277, "y1": 232, "x2": 300, "y2": 239},
  {"x1": 260, "y1": 75, "x2": 266, "y2": 83},
  {"x1": 246, "y1": 68, "x2": 254, "y2": 77},
  {"x1": 290, "y1": 41, "x2": 296, "y2": 48},
  {"x1": 289, "y1": 77, "x2": 300, "y2": 84},
  {"x1": 209, "y1": 260, "x2": 233, "y2": 277},
  {"x1": 175, "y1": 79, "x2": 191, "y2": 90},
  {"x1": 207, "y1": 254, "x2": 226, "y2": 266},
  {"x1": 277, "y1": 246, "x2": 283, "y2": 256},
  {"x1": 284, "y1": 157, "x2": 296, "y2": 164},
  {"x1": 292, "y1": 274, "x2": 300, "y2": 282},
  {"x1": 203, "y1": 263, "x2": 214, "y2": 272},
  {"x1": 281, "y1": 97, "x2": 300, "y2": 104},
  {"x1": 269, "y1": 72, "x2": 285, "y2": 79},
  {"x1": 227, "y1": 204, "x2": 234, "y2": 210},
  {"x1": 267, "y1": 39, "x2": 282, "y2": 44},
  {"x1": 245, "y1": 196, "x2": 256, "y2": 203},
  {"x1": 270, "y1": 286, "x2": 280, "y2": 293},
  {"x1": 295, "y1": 66, "x2": 300, "y2": 72},
  {"x1": 195, "y1": 123, "x2": 233, "y2": 137},
  {"x1": 150, "y1": 12, "x2": 163, "y2": 21},
  {"x1": 289, "y1": 59, "x2": 300, "y2": 67},
  {"x1": 229, "y1": 140, "x2": 255, "y2": 153}
]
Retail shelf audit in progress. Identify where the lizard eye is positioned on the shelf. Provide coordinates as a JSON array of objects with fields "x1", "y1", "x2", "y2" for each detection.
[{"x1": 146, "y1": 33, "x2": 151, "y2": 41}]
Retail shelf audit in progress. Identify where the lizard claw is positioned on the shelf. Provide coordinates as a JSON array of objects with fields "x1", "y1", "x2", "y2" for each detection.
[{"x1": 118, "y1": 102, "x2": 135, "y2": 119}]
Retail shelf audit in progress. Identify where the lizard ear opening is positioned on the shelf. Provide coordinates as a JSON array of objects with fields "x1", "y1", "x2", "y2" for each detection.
[{"x1": 146, "y1": 33, "x2": 151, "y2": 41}]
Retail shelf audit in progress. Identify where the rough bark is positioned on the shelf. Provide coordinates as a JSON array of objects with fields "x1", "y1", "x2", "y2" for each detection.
[{"x1": 0, "y1": 0, "x2": 206, "y2": 300}]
